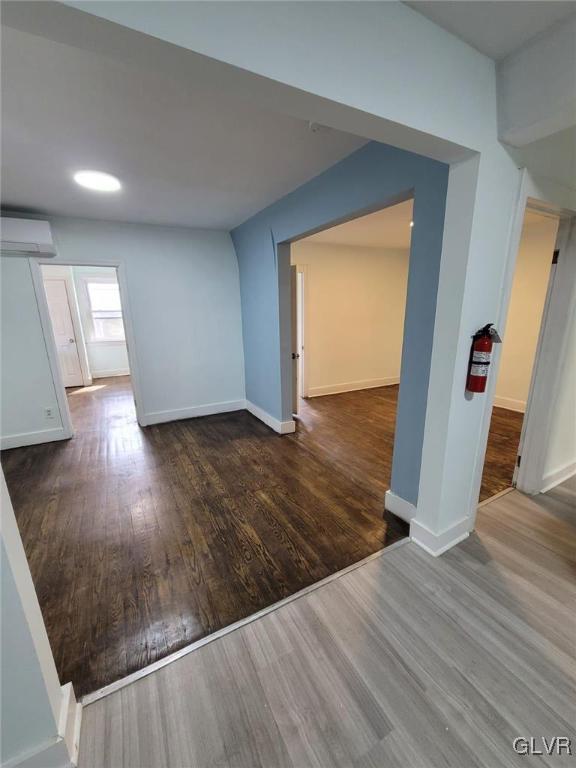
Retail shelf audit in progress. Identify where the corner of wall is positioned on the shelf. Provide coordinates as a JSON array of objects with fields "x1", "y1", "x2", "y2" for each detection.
[
  {"x1": 410, "y1": 515, "x2": 472, "y2": 557},
  {"x1": 384, "y1": 490, "x2": 416, "y2": 522},
  {"x1": 245, "y1": 400, "x2": 295, "y2": 434}
]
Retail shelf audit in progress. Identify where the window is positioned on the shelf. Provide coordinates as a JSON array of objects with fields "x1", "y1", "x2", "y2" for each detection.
[{"x1": 85, "y1": 279, "x2": 125, "y2": 342}]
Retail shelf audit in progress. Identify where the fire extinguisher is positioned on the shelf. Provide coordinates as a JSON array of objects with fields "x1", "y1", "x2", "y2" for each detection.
[{"x1": 466, "y1": 323, "x2": 501, "y2": 393}]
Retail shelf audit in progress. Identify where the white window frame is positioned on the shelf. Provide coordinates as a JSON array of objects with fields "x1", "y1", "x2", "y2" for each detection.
[{"x1": 80, "y1": 274, "x2": 126, "y2": 344}]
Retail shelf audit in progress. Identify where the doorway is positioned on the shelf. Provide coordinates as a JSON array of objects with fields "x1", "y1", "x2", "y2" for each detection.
[
  {"x1": 480, "y1": 206, "x2": 562, "y2": 500},
  {"x1": 40, "y1": 263, "x2": 136, "y2": 433},
  {"x1": 291, "y1": 265, "x2": 307, "y2": 412},
  {"x1": 288, "y1": 199, "x2": 413, "y2": 495}
]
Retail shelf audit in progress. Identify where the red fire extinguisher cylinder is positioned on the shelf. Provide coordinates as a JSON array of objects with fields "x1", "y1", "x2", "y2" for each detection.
[
  {"x1": 467, "y1": 335, "x2": 492, "y2": 392},
  {"x1": 466, "y1": 324, "x2": 498, "y2": 393}
]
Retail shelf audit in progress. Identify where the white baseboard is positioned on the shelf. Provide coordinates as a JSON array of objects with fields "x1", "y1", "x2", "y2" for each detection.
[
  {"x1": 4, "y1": 684, "x2": 81, "y2": 768},
  {"x1": 410, "y1": 515, "x2": 473, "y2": 557},
  {"x1": 0, "y1": 427, "x2": 70, "y2": 451},
  {"x1": 145, "y1": 399, "x2": 246, "y2": 426},
  {"x1": 245, "y1": 400, "x2": 296, "y2": 434},
  {"x1": 91, "y1": 369, "x2": 130, "y2": 379},
  {"x1": 59, "y1": 683, "x2": 82, "y2": 767},
  {"x1": 540, "y1": 460, "x2": 576, "y2": 493},
  {"x1": 308, "y1": 377, "x2": 400, "y2": 398},
  {"x1": 493, "y1": 395, "x2": 526, "y2": 413},
  {"x1": 384, "y1": 490, "x2": 416, "y2": 522}
]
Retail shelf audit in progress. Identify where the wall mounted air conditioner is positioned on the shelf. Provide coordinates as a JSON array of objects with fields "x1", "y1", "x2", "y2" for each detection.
[{"x1": 1, "y1": 217, "x2": 56, "y2": 257}]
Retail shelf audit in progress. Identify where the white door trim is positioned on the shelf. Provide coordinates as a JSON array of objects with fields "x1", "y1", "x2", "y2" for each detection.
[
  {"x1": 290, "y1": 264, "x2": 298, "y2": 415},
  {"x1": 516, "y1": 216, "x2": 575, "y2": 493},
  {"x1": 29, "y1": 260, "x2": 74, "y2": 440},
  {"x1": 296, "y1": 264, "x2": 309, "y2": 398},
  {"x1": 30, "y1": 258, "x2": 148, "y2": 428}
]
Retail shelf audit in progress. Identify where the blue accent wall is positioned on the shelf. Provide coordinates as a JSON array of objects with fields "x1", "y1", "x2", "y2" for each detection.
[{"x1": 232, "y1": 141, "x2": 448, "y2": 505}]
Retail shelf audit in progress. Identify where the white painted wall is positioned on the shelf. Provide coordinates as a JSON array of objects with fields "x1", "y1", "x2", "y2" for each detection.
[
  {"x1": 83, "y1": 339, "x2": 129, "y2": 379},
  {"x1": 65, "y1": 1, "x2": 496, "y2": 156},
  {"x1": 542, "y1": 296, "x2": 576, "y2": 489},
  {"x1": 514, "y1": 137, "x2": 576, "y2": 215},
  {"x1": 497, "y1": 15, "x2": 576, "y2": 146},
  {"x1": 1, "y1": 258, "x2": 65, "y2": 446},
  {"x1": 52, "y1": 218, "x2": 246, "y2": 423},
  {"x1": 291, "y1": 242, "x2": 408, "y2": 396},
  {"x1": 72, "y1": 265, "x2": 130, "y2": 379},
  {"x1": 1, "y1": 470, "x2": 78, "y2": 767},
  {"x1": 509, "y1": 128, "x2": 576, "y2": 222},
  {"x1": 1, "y1": 216, "x2": 245, "y2": 444},
  {"x1": 494, "y1": 211, "x2": 559, "y2": 412},
  {"x1": 1, "y1": 541, "x2": 58, "y2": 765}
]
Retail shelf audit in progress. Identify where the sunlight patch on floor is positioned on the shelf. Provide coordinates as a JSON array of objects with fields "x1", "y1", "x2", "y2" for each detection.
[{"x1": 68, "y1": 384, "x2": 107, "y2": 395}]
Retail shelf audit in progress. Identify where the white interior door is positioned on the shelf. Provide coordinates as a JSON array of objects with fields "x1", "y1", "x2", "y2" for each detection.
[
  {"x1": 44, "y1": 278, "x2": 84, "y2": 387},
  {"x1": 296, "y1": 269, "x2": 306, "y2": 398},
  {"x1": 291, "y1": 265, "x2": 299, "y2": 415}
]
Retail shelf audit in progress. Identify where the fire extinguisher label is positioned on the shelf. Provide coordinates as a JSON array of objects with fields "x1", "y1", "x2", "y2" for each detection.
[
  {"x1": 472, "y1": 351, "x2": 491, "y2": 363},
  {"x1": 470, "y1": 364, "x2": 489, "y2": 376}
]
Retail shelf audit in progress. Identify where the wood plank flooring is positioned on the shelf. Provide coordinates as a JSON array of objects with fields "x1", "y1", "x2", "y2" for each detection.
[
  {"x1": 297, "y1": 386, "x2": 523, "y2": 504},
  {"x1": 481, "y1": 403, "x2": 524, "y2": 500},
  {"x1": 1, "y1": 378, "x2": 407, "y2": 697},
  {"x1": 1, "y1": 379, "x2": 522, "y2": 697},
  {"x1": 79, "y1": 479, "x2": 576, "y2": 768}
]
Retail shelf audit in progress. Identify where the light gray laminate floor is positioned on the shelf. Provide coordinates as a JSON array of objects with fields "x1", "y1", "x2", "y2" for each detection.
[{"x1": 79, "y1": 479, "x2": 576, "y2": 767}]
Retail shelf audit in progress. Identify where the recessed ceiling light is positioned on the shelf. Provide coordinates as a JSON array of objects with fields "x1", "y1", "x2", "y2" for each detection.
[
  {"x1": 73, "y1": 170, "x2": 121, "y2": 192},
  {"x1": 410, "y1": 220, "x2": 414, "y2": 227}
]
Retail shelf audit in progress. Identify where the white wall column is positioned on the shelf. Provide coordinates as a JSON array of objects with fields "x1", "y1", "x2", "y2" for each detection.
[
  {"x1": 1, "y1": 470, "x2": 81, "y2": 768},
  {"x1": 412, "y1": 148, "x2": 522, "y2": 555}
]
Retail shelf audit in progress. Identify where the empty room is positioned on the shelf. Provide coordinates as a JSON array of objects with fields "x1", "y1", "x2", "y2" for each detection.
[
  {"x1": 2, "y1": 3, "x2": 575, "y2": 768},
  {"x1": 290, "y1": 201, "x2": 412, "y2": 506},
  {"x1": 41, "y1": 262, "x2": 135, "y2": 426},
  {"x1": 2, "y1": 7, "x2": 422, "y2": 703}
]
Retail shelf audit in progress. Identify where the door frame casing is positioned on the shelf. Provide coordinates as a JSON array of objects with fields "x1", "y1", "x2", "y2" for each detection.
[
  {"x1": 295, "y1": 264, "x2": 309, "y2": 399},
  {"x1": 41, "y1": 264, "x2": 92, "y2": 388},
  {"x1": 290, "y1": 264, "x2": 298, "y2": 415},
  {"x1": 289, "y1": 262, "x2": 310, "y2": 410},
  {"x1": 515, "y1": 215, "x2": 575, "y2": 493},
  {"x1": 29, "y1": 259, "x2": 74, "y2": 440},
  {"x1": 29, "y1": 257, "x2": 147, "y2": 431},
  {"x1": 469, "y1": 170, "x2": 576, "y2": 508}
]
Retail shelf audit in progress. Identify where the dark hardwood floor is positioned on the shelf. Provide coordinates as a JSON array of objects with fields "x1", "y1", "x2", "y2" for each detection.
[
  {"x1": 481, "y1": 403, "x2": 524, "y2": 500},
  {"x1": 296, "y1": 385, "x2": 523, "y2": 503},
  {"x1": 1, "y1": 378, "x2": 522, "y2": 697},
  {"x1": 1, "y1": 378, "x2": 405, "y2": 697}
]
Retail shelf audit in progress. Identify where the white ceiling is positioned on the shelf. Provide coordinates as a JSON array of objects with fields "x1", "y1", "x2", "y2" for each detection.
[
  {"x1": 406, "y1": 1, "x2": 576, "y2": 61},
  {"x1": 303, "y1": 199, "x2": 414, "y2": 250},
  {"x1": 0, "y1": 21, "x2": 366, "y2": 230}
]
